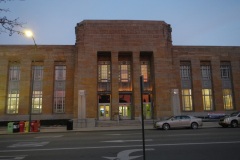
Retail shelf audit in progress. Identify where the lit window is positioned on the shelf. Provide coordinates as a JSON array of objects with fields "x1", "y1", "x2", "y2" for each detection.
[
  {"x1": 98, "y1": 61, "x2": 110, "y2": 82},
  {"x1": 120, "y1": 65, "x2": 128, "y2": 82},
  {"x1": 141, "y1": 61, "x2": 150, "y2": 82},
  {"x1": 223, "y1": 89, "x2": 233, "y2": 110},
  {"x1": 202, "y1": 89, "x2": 213, "y2": 111},
  {"x1": 182, "y1": 89, "x2": 193, "y2": 111},
  {"x1": 118, "y1": 61, "x2": 131, "y2": 91},
  {"x1": 180, "y1": 62, "x2": 193, "y2": 111},
  {"x1": 119, "y1": 61, "x2": 131, "y2": 83},
  {"x1": 31, "y1": 66, "x2": 43, "y2": 114},
  {"x1": 100, "y1": 65, "x2": 108, "y2": 81},
  {"x1": 221, "y1": 62, "x2": 233, "y2": 110},
  {"x1": 7, "y1": 65, "x2": 20, "y2": 114},
  {"x1": 201, "y1": 63, "x2": 214, "y2": 111}
]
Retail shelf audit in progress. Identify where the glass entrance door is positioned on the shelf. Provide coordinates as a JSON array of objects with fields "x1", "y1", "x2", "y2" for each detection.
[
  {"x1": 143, "y1": 103, "x2": 152, "y2": 119},
  {"x1": 99, "y1": 104, "x2": 110, "y2": 120},
  {"x1": 119, "y1": 105, "x2": 131, "y2": 119}
]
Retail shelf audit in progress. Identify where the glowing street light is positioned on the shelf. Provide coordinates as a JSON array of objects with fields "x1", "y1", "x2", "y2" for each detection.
[
  {"x1": 24, "y1": 30, "x2": 33, "y2": 37},
  {"x1": 24, "y1": 30, "x2": 37, "y2": 47},
  {"x1": 24, "y1": 29, "x2": 37, "y2": 132}
]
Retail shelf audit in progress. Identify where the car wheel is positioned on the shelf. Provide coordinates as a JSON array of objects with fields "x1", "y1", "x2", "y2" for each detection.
[
  {"x1": 191, "y1": 122, "x2": 198, "y2": 129},
  {"x1": 162, "y1": 123, "x2": 170, "y2": 130},
  {"x1": 231, "y1": 120, "x2": 238, "y2": 128}
]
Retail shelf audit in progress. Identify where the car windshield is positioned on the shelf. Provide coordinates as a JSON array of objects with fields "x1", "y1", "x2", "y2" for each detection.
[
  {"x1": 166, "y1": 116, "x2": 192, "y2": 120},
  {"x1": 166, "y1": 116, "x2": 174, "y2": 120},
  {"x1": 230, "y1": 112, "x2": 239, "y2": 117}
]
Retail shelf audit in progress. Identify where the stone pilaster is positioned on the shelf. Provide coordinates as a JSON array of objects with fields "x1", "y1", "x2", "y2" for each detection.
[
  {"x1": 111, "y1": 51, "x2": 119, "y2": 119},
  {"x1": 65, "y1": 57, "x2": 74, "y2": 114},
  {"x1": 132, "y1": 51, "x2": 141, "y2": 119},
  {"x1": 212, "y1": 59, "x2": 224, "y2": 111},
  {"x1": 19, "y1": 59, "x2": 31, "y2": 115},
  {"x1": 191, "y1": 59, "x2": 203, "y2": 112},
  {"x1": 42, "y1": 59, "x2": 54, "y2": 114},
  {"x1": 231, "y1": 59, "x2": 240, "y2": 110}
]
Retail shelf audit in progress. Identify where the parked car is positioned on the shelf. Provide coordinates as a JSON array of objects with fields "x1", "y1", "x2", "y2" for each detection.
[
  {"x1": 219, "y1": 111, "x2": 240, "y2": 128},
  {"x1": 154, "y1": 115, "x2": 203, "y2": 130}
]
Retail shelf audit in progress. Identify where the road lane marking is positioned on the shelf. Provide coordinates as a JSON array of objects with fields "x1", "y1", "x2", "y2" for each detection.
[
  {"x1": 104, "y1": 134, "x2": 122, "y2": 136},
  {"x1": 105, "y1": 133, "x2": 141, "y2": 136},
  {"x1": 8, "y1": 142, "x2": 49, "y2": 148},
  {"x1": 0, "y1": 140, "x2": 37, "y2": 143},
  {"x1": 35, "y1": 135, "x2": 63, "y2": 139},
  {"x1": 103, "y1": 148, "x2": 154, "y2": 160},
  {"x1": 0, "y1": 155, "x2": 27, "y2": 159},
  {"x1": 101, "y1": 139, "x2": 153, "y2": 143},
  {"x1": 1, "y1": 141, "x2": 240, "y2": 153},
  {"x1": 166, "y1": 133, "x2": 209, "y2": 136}
]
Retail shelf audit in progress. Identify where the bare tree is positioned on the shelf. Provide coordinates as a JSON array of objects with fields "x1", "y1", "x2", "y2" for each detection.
[{"x1": 0, "y1": 0, "x2": 24, "y2": 36}]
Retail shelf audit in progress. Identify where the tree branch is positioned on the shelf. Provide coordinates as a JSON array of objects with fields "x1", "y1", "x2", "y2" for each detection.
[
  {"x1": 0, "y1": 16, "x2": 24, "y2": 35},
  {"x1": 0, "y1": 0, "x2": 25, "y2": 35}
]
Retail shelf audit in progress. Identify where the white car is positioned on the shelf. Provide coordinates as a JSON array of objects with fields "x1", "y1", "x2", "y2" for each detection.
[
  {"x1": 219, "y1": 112, "x2": 240, "y2": 128},
  {"x1": 154, "y1": 115, "x2": 203, "y2": 130}
]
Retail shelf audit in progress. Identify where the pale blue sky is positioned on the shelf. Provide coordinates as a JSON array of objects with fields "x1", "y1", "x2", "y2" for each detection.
[{"x1": 1, "y1": 0, "x2": 240, "y2": 46}]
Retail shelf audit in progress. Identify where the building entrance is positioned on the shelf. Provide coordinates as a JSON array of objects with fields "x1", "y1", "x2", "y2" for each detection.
[
  {"x1": 119, "y1": 105, "x2": 131, "y2": 119},
  {"x1": 143, "y1": 103, "x2": 152, "y2": 119},
  {"x1": 99, "y1": 104, "x2": 110, "y2": 120},
  {"x1": 98, "y1": 95, "x2": 110, "y2": 120}
]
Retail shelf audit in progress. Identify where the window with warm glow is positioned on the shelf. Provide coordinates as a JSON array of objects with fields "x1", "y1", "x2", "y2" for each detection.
[
  {"x1": 31, "y1": 66, "x2": 43, "y2": 114},
  {"x1": 141, "y1": 61, "x2": 149, "y2": 82},
  {"x1": 98, "y1": 61, "x2": 110, "y2": 82},
  {"x1": 7, "y1": 65, "x2": 20, "y2": 114},
  {"x1": 202, "y1": 89, "x2": 213, "y2": 111},
  {"x1": 181, "y1": 89, "x2": 193, "y2": 111},
  {"x1": 119, "y1": 61, "x2": 131, "y2": 83},
  {"x1": 223, "y1": 89, "x2": 233, "y2": 110}
]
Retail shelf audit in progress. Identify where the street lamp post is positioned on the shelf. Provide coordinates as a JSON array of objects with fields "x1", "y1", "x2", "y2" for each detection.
[
  {"x1": 140, "y1": 75, "x2": 146, "y2": 160},
  {"x1": 24, "y1": 30, "x2": 37, "y2": 132},
  {"x1": 25, "y1": 30, "x2": 37, "y2": 46}
]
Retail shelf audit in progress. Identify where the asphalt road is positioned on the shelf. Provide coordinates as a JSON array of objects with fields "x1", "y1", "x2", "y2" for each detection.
[{"x1": 0, "y1": 127, "x2": 240, "y2": 160}]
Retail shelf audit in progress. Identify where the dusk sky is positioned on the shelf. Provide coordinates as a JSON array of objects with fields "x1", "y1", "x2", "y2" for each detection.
[{"x1": 1, "y1": 0, "x2": 240, "y2": 46}]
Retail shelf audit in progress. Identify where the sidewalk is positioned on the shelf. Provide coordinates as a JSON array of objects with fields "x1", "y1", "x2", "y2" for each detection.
[{"x1": 0, "y1": 122, "x2": 220, "y2": 135}]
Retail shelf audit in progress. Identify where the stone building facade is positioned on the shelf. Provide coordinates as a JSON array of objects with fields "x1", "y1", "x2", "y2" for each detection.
[{"x1": 0, "y1": 20, "x2": 240, "y2": 124}]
